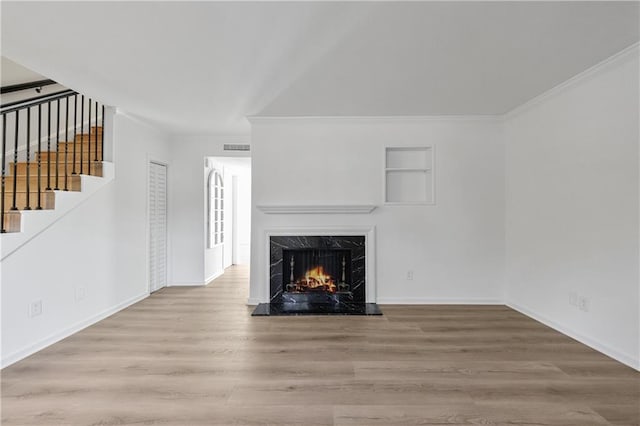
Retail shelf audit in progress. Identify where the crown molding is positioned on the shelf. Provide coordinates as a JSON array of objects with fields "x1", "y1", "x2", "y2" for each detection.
[
  {"x1": 257, "y1": 204, "x2": 377, "y2": 214},
  {"x1": 505, "y1": 42, "x2": 640, "y2": 120},
  {"x1": 172, "y1": 133, "x2": 251, "y2": 144},
  {"x1": 247, "y1": 115, "x2": 502, "y2": 124}
]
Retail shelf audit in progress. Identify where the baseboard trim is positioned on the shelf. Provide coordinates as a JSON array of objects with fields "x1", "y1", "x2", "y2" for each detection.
[
  {"x1": 1, "y1": 292, "x2": 149, "y2": 369},
  {"x1": 247, "y1": 298, "x2": 261, "y2": 306},
  {"x1": 507, "y1": 300, "x2": 639, "y2": 371},
  {"x1": 204, "y1": 270, "x2": 224, "y2": 285},
  {"x1": 377, "y1": 297, "x2": 503, "y2": 305},
  {"x1": 169, "y1": 281, "x2": 207, "y2": 287},
  {"x1": 169, "y1": 270, "x2": 225, "y2": 287}
]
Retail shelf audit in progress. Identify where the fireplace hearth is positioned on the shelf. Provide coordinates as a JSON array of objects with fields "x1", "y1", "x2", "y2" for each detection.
[{"x1": 251, "y1": 235, "x2": 382, "y2": 316}]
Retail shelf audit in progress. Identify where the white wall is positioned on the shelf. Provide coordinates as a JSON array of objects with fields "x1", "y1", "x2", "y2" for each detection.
[
  {"x1": 168, "y1": 136, "x2": 250, "y2": 285},
  {"x1": 1, "y1": 111, "x2": 170, "y2": 367},
  {"x1": 249, "y1": 117, "x2": 505, "y2": 304},
  {"x1": 505, "y1": 45, "x2": 640, "y2": 369},
  {"x1": 234, "y1": 170, "x2": 252, "y2": 264}
]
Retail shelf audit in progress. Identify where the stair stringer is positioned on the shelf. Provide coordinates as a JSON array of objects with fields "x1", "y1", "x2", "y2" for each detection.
[{"x1": 1, "y1": 162, "x2": 115, "y2": 261}]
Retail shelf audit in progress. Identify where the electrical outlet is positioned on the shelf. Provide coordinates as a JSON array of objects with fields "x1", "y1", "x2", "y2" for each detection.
[
  {"x1": 75, "y1": 285, "x2": 86, "y2": 301},
  {"x1": 406, "y1": 270, "x2": 414, "y2": 280},
  {"x1": 578, "y1": 296, "x2": 590, "y2": 312},
  {"x1": 569, "y1": 292, "x2": 578, "y2": 306},
  {"x1": 29, "y1": 300, "x2": 42, "y2": 318}
]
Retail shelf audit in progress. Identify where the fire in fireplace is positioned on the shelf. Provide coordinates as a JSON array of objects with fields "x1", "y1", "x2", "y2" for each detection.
[{"x1": 282, "y1": 249, "x2": 351, "y2": 295}]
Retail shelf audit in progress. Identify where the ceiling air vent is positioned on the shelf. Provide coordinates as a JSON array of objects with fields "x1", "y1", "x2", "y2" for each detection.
[{"x1": 224, "y1": 144, "x2": 250, "y2": 151}]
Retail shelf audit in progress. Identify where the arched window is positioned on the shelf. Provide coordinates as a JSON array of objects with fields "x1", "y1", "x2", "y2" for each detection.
[{"x1": 208, "y1": 169, "x2": 224, "y2": 248}]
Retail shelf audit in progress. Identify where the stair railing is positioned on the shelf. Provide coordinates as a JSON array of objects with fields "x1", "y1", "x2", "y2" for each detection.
[{"x1": 1, "y1": 88, "x2": 105, "y2": 233}]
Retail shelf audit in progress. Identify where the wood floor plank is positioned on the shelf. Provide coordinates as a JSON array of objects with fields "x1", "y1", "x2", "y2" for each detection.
[
  {"x1": 353, "y1": 360, "x2": 569, "y2": 381},
  {"x1": 334, "y1": 403, "x2": 612, "y2": 426},
  {"x1": 2, "y1": 265, "x2": 638, "y2": 426},
  {"x1": 228, "y1": 380, "x2": 475, "y2": 406}
]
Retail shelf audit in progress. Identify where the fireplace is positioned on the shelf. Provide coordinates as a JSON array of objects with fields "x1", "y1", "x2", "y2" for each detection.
[{"x1": 252, "y1": 235, "x2": 381, "y2": 315}]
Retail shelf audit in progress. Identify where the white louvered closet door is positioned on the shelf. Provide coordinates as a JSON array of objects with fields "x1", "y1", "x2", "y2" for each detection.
[{"x1": 149, "y1": 162, "x2": 168, "y2": 292}]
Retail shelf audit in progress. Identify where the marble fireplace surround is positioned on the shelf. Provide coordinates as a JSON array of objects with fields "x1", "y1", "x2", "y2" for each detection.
[{"x1": 264, "y1": 227, "x2": 377, "y2": 304}]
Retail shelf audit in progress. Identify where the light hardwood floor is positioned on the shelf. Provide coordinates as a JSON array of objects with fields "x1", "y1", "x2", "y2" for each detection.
[{"x1": 2, "y1": 265, "x2": 638, "y2": 425}]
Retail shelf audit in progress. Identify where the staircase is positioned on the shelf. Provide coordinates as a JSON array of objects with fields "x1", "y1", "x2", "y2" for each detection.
[{"x1": 1, "y1": 88, "x2": 106, "y2": 234}]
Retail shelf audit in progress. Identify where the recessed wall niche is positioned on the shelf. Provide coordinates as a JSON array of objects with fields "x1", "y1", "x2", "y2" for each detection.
[{"x1": 384, "y1": 146, "x2": 434, "y2": 204}]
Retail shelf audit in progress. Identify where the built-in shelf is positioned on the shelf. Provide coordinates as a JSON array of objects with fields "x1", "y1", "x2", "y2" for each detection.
[
  {"x1": 257, "y1": 205, "x2": 377, "y2": 214},
  {"x1": 384, "y1": 146, "x2": 434, "y2": 204}
]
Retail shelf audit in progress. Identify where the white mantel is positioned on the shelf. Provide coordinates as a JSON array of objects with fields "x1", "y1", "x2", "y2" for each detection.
[{"x1": 250, "y1": 226, "x2": 377, "y2": 305}]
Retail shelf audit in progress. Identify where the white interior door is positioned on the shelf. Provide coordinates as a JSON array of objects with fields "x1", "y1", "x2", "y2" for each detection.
[{"x1": 149, "y1": 162, "x2": 168, "y2": 292}]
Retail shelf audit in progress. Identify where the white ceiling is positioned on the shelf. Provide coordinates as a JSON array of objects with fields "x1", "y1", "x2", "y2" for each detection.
[{"x1": 2, "y1": 2, "x2": 638, "y2": 135}]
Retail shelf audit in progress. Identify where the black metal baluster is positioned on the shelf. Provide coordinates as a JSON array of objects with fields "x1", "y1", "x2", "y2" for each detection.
[
  {"x1": 101, "y1": 105, "x2": 105, "y2": 161},
  {"x1": 55, "y1": 99, "x2": 60, "y2": 190},
  {"x1": 46, "y1": 101, "x2": 51, "y2": 190},
  {"x1": 11, "y1": 111, "x2": 19, "y2": 210},
  {"x1": 80, "y1": 95, "x2": 84, "y2": 175},
  {"x1": 1, "y1": 114, "x2": 6, "y2": 232},
  {"x1": 25, "y1": 107, "x2": 31, "y2": 210},
  {"x1": 87, "y1": 99, "x2": 92, "y2": 176},
  {"x1": 36, "y1": 104, "x2": 42, "y2": 209},
  {"x1": 64, "y1": 97, "x2": 69, "y2": 191},
  {"x1": 94, "y1": 100, "x2": 98, "y2": 162},
  {"x1": 72, "y1": 95, "x2": 77, "y2": 174}
]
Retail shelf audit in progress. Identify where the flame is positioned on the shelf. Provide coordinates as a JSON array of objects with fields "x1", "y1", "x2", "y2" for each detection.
[{"x1": 294, "y1": 265, "x2": 337, "y2": 293}]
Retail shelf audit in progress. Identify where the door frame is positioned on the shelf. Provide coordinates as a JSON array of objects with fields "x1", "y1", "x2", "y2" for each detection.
[
  {"x1": 147, "y1": 158, "x2": 170, "y2": 293},
  {"x1": 232, "y1": 175, "x2": 239, "y2": 265}
]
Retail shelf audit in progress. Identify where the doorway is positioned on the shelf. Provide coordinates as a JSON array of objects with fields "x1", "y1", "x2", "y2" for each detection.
[{"x1": 205, "y1": 157, "x2": 251, "y2": 282}]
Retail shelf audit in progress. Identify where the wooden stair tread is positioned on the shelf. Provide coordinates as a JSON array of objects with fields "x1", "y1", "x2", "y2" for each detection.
[
  {"x1": 3, "y1": 191, "x2": 55, "y2": 212},
  {"x1": 3, "y1": 175, "x2": 82, "y2": 191},
  {"x1": 3, "y1": 188, "x2": 59, "y2": 194},
  {"x1": 2, "y1": 211, "x2": 21, "y2": 232},
  {"x1": 9, "y1": 162, "x2": 104, "y2": 177},
  {"x1": 36, "y1": 154, "x2": 102, "y2": 163},
  {"x1": 3, "y1": 189, "x2": 79, "y2": 194},
  {"x1": 41, "y1": 142, "x2": 102, "y2": 147},
  {"x1": 3, "y1": 174, "x2": 82, "y2": 182}
]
